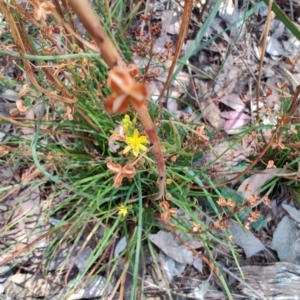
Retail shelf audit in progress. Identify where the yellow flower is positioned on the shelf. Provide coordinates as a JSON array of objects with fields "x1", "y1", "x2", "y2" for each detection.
[
  {"x1": 118, "y1": 204, "x2": 129, "y2": 217},
  {"x1": 123, "y1": 129, "x2": 148, "y2": 157}
]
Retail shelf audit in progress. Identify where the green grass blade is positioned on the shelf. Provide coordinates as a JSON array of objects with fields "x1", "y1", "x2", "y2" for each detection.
[
  {"x1": 263, "y1": 0, "x2": 300, "y2": 40},
  {"x1": 130, "y1": 174, "x2": 144, "y2": 300},
  {"x1": 171, "y1": 0, "x2": 265, "y2": 82}
]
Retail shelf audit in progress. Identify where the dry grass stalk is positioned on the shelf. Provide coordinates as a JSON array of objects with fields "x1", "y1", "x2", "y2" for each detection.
[
  {"x1": 157, "y1": 0, "x2": 194, "y2": 107},
  {"x1": 67, "y1": 0, "x2": 124, "y2": 69},
  {"x1": 0, "y1": 2, "x2": 77, "y2": 104},
  {"x1": 256, "y1": 0, "x2": 274, "y2": 120}
]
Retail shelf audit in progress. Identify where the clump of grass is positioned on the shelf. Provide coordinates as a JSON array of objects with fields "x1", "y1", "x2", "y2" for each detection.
[{"x1": 1, "y1": 0, "x2": 300, "y2": 299}]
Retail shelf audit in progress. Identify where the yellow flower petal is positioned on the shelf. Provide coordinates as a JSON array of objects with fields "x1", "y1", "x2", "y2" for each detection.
[
  {"x1": 133, "y1": 129, "x2": 139, "y2": 139},
  {"x1": 138, "y1": 144, "x2": 147, "y2": 151},
  {"x1": 132, "y1": 148, "x2": 139, "y2": 157},
  {"x1": 123, "y1": 145, "x2": 132, "y2": 154},
  {"x1": 137, "y1": 136, "x2": 147, "y2": 143},
  {"x1": 126, "y1": 136, "x2": 134, "y2": 144}
]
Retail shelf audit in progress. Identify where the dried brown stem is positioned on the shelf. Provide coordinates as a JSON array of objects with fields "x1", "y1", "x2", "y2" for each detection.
[
  {"x1": 256, "y1": 0, "x2": 274, "y2": 120},
  {"x1": 0, "y1": 1, "x2": 76, "y2": 104},
  {"x1": 52, "y1": 13, "x2": 100, "y2": 53},
  {"x1": 157, "y1": 0, "x2": 194, "y2": 107},
  {"x1": 68, "y1": 0, "x2": 124, "y2": 68},
  {"x1": 134, "y1": 105, "x2": 166, "y2": 200},
  {"x1": 286, "y1": 84, "x2": 300, "y2": 119}
]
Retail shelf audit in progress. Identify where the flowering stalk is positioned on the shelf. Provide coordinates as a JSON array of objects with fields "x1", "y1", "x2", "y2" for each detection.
[
  {"x1": 68, "y1": 0, "x2": 165, "y2": 199},
  {"x1": 68, "y1": 0, "x2": 124, "y2": 68}
]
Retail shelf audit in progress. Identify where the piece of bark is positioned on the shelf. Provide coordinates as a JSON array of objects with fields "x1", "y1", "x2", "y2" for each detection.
[{"x1": 235, "y1": 262, "x2": 300, "y2": 299}]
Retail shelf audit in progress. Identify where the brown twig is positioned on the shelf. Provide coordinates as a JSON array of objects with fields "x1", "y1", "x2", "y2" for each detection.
[
  {"x1": 52, "y1": 13, "x2": 100, "y2": 53},
  {"x1": 67, "y1": 0, "x2": 124, "y2": 69},
  {"x1": 0, "y1": 231, "x2": 50, "y2": 266},
  {"x1": 157, "y1": 0, "x2": 194, "y2": 107},
  {"x1": 136, "y1": 105, "x2": 166, "y2": 199},
  {"x1": 256, "y1": 0, "x2": 274, "y2": 120},
  {"x1": 286, "y1": 85, "x2": 300, "y2": 119}
]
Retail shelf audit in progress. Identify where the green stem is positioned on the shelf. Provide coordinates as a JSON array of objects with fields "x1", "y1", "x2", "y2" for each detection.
[{"x1": 0, "y1": 50, "x2": 102, "y2": 61}]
